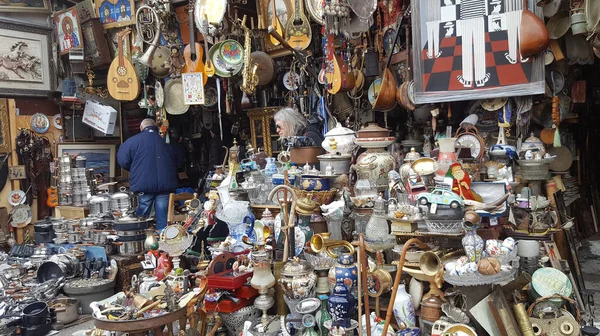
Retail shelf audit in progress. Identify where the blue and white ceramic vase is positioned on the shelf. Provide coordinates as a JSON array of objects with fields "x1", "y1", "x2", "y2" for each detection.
[
  {"x1": 265, "y1": 157, "x2": 278, "y2": 177},
  {"x1": 393, "y1": 284, "x2": 416, "y2": 328},
  {"x1": 328, "y1": 284, "x2": 356, "y2": 328},
  {"x1": 462, "y1": 222, "x2": 484, "y2": 263},
  {"x1": 328, "y1": 253, "x2": 358, "y2": 298}
]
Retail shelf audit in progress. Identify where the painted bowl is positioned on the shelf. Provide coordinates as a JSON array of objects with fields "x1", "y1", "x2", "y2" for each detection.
[{"x1": 300, "y1": 175, "x2": 330, "y2": 191}]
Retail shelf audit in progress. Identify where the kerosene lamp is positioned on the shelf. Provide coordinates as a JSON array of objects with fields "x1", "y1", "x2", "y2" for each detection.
[{"x1": 244, "y1": 222, "x2": 275, "y2": 328}]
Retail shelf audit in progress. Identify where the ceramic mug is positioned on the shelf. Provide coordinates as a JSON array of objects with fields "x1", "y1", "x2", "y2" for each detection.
[{"x1": 517, "y1": 240, "x2": 540, "y2": 258}]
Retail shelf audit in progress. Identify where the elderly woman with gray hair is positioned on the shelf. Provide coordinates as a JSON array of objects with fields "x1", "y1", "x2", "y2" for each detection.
[{"x1": 273, "y1": 107, "x2": 324, "y2": 146}]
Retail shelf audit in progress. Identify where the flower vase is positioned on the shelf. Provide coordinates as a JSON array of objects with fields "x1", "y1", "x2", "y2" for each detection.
[
  {"x1": 296, "y1": 213, "x2": 314, "y2": 256},
  {"x1": 265, "y1": 157, "x2": 278, "y2": 177},
  {"x1": 393, "y1": 284, "x2": 416, "y2": 328},
  {"x1": 317, "y1": 294, "x2": 332, "y2": 336},
  {"x1": 462, "y1": 222, "x2": 484, "y2": 263},
  {"x1": 436, "y1": 137, "x2": 457, "y2": 177}
]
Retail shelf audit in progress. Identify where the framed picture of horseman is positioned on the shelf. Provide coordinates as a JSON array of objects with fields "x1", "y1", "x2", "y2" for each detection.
[{"x1": 0, "y1": 19, "x2": 55, "y2": 97}]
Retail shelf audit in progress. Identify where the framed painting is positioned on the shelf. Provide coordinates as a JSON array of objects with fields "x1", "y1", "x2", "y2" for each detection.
[
  {"x1": 54, "y1": 7, "x2": 84, "y2": 56},
  {"x1": 257, "y1": 0, "x2": 294, "y2": 57},
  {"x1": 0, "y1": 19, "x2": 54, "y2": 97},
  {"x1": 8, "y1": 165, "x2": 26, "y2": 180},
  {"x1": 57, "y1": 143, "x2": 116, "y2": 177},
  {"x1": 411, "y1": 0, "x2": 545, "y2": 103},
  {"x1": 0, "y1": 99, "x2": 9, "y2": 153},
  {"x1": 0, "y1": 0, "x2": 50, "y2": 13},
  {"x1": 95, "y1": 0, "x2": 135, "y2": 29}
]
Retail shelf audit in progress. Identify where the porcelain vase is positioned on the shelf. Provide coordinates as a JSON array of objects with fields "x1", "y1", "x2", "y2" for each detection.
[
  {"x1": 408, "y1": 278, "x2": 423, "y2": 309},
  {"x1": 356, "y1": 148, "x2": 396, "y2": 192},
  {"x1": 265, "y1": 157, "x2": 277, "y2": 177},
  {"x1": 328, "y1": 284, "x2": 356, "y2": 329},
  {"x1": 462, "y1": 223, "x2": 485, "y2": 263},
  {"x1": 328, "y1": 253, "x2": 358, "y2": 299},
  {"x1": 393, "y1": 284, "x2": 416, "y2": 328}
]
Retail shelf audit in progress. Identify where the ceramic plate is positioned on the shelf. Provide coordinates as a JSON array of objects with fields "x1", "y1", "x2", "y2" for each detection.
[
  {"x1": 547, "y1": 146, "x2": 572, "y2": 172},
  {"x1": 305, "y1": 0, "x2": 325, "y2": 25},
  {"x1": 30, "y1": 113, "x2": 50, "y2": 133},
  {"x1": 53, "y1": 114, "x2": 63, "y2": 130},
  {"x1": 8, "y1": 190, "x2": 26, "y2": 206},
  {"x1": 383, "y1": 28, "x2": 400, "y2": 56},
  {"x1": 219, "y1": 40, "x2": 244, "y2": 66},
  {"x1": 11, "y1": 204, "x2": 32, "y2": 226},
  {"x1": 443, "y1": 324, "x2": 477, "y2": 336},
  {"x1": 354, "y1": 137, "x2": 395, "y2": 148},
  {"x1": 368, "y1": 78, "x2": 382, "y2": 105},
  {"x1": 283, "y1": 71, "x2": 299, "y2": 91},
  {"x1": 209, "y1": 42, "x2": 242, "y2": 77}
]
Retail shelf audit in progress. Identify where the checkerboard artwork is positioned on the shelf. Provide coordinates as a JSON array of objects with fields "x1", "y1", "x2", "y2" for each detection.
[{"x1": 418, "y1": 0, "x2": 538, "y2": 93}]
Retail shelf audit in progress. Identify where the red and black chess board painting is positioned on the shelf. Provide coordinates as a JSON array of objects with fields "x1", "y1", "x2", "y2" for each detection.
[
  {"x1": 411, "y1": 0, "x2": 545, "y2": 104},
  {"x1": 421, "y1": 30, "x2": 534, "y2": 92}
]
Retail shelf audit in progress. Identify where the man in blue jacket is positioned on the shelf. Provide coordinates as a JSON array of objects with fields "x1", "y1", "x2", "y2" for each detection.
[{"x1": 117, "y1": 119, "x2": 181, "y2": 230}]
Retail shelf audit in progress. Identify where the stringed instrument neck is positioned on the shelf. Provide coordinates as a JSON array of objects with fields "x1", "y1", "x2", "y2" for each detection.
[
  {"x1": 183, "y1": 0, "x2": 205, "y2": 80},
  {"x1": 285, "y1": 0, "x2": 311, "y2": 50}
]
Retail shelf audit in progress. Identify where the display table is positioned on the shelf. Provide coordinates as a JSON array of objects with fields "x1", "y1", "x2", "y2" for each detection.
[{"x1": 94, "y1": 306, "x2": 189, "y2": 336}]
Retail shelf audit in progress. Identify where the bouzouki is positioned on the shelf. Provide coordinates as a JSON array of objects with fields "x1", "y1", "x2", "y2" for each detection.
[
  {"x1": 183, "y1": 0, "x2": 206, "y2": 83},
  {"x1": 202, "y1": 14, "x2": 215, "y2": 77},
  {"x1": 269, "y1": 0, "x2": 284, "y2": 46},
  {"x1": 108, "y1": 28, "x2": 140, "y2": 101},
  {"x1": 285, "y1": 0, "x2": 311, "y2": 50}
]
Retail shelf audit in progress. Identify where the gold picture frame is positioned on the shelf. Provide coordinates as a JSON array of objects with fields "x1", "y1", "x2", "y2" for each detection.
[
  {"x1": 95, "y1": 0, "x2": 135, "y2": 29},
  {"x1": 8, "y1": 166, "x2": 26, "y2": 180},
  {"x1": 257, "y1": 0, "x2": 294, "y2": 57},
  {"x1": 0, "y1": 99, "x2": 10, "y2": 154},
  {"x1": 0, "y1": 0, "x2": 50, "y2": 13}
]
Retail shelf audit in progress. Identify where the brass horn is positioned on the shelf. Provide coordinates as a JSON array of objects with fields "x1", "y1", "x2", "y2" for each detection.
[
  {"x1": 310, "y1": 233, "x2": 355, "y2": 258},
  {"x1": 419, "y1": 251, "x2": 442, "y2": 277}
]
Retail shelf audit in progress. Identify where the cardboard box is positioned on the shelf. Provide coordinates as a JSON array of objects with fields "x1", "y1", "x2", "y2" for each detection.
[{"x1": 82, "y1": 100, "x2": 117, "y2": 135}]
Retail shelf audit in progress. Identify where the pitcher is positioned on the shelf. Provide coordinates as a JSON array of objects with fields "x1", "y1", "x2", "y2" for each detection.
[{"x1": 436, "y1": 138, "x2": 458, "y2": 177}]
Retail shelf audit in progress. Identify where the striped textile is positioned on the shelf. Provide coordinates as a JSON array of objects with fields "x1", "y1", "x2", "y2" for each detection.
[{"x1": 460, "y1": 0, "x2": 486, "y2": 19}]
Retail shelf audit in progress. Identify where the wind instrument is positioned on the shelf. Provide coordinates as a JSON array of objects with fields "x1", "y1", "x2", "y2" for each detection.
[
  {"x1": 310, "y1": 233, "x2": 355, "y2": 258},
  {"x1": 240, "y1": 15, "x2": 259, "y2": 95},
  {"x1": 136, "y1": 5, "x2": 161, "y2": 67}
]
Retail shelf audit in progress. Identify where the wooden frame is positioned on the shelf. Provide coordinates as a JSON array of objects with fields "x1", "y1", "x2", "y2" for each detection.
[
  {"x1": 95, "y1": 0, "x2": 136, "y2": 29},
  {"x1": 0, "y1": 0, "x2": 51, "y2": 13},
  {"x1": 8, "y1": 165, "x2": 26, "y2": 180},
  {"x1": 411, "y1": 0, "x2": 545, "y2": 103},
  {"x1": 0, "y1": 99, "x2": 10, "y2": 153},
  {"x1": 0, "y1": 19, "x2": 55, "y2": 97},
  {"x1": 57, "y1": 143, "x2": 117, "y2": 177},
  {"x1": 54, "y1": 6, "x2": 84, "y2": 56},
  {"x1": 247, "y1": 107, "x2": 280, "y2": 156},
  {"x1": 256, "y1": 0, "x2": 294, "y2": 57}
]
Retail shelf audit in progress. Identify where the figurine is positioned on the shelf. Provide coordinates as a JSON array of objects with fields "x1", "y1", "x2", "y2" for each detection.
[
  {"x1": 167, "y1": 46, "x2": 185, "y2": 77},
  {"x1": 447, "y1": 163, "x2": 482, "y2": 202}
]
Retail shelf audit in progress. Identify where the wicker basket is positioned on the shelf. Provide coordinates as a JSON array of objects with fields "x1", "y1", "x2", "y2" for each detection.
[
  {"x1": 518, "y1": 158, "x2": 554, "y2": 181},
  {"x1": 425, "y1": 220, "x2": 464, "y2": 234}
]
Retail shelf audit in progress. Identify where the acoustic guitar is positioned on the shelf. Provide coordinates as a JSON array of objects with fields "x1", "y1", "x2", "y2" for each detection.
[
  {"x1": 46, "y1": 159, "x2": 58, "y2": 208},
  {"x1": 269, "y1": 0, "x2": 284, "y2": 46},
  {"x1": 108, "y1": 28, "x2": 140, "y2": 101},
  {"x1": 183, "y1": 0, "x2": 206, "y2": 83},
  {"x1": 285, "y1": 0, "x2": 311, "y2": 50},
  {"x1": 202, "y1": 14, "x2": 215, "y2": 77}
]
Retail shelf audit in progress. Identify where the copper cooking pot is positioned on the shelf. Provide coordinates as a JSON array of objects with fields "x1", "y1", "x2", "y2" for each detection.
[{"x1": 520, "y1": 0, "x2": 550, "y2": 57}]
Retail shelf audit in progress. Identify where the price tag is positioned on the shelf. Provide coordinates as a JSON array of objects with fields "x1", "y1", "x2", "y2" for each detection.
[
  {"x1": 430, "y1": 203, "x2": 438, "y2": 214},
  {"x1": 490, "y1": 217, "x2": 498, "y2": 226}
]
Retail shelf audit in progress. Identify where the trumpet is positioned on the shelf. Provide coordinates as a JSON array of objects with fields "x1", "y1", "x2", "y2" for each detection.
[{"x1": 310, "y1": 233, "x2": 355, "y2": 258}]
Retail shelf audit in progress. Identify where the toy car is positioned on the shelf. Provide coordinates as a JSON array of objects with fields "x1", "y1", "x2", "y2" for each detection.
[{"x1": 416, "y1": 188, "x2": 464, "y2": 209}]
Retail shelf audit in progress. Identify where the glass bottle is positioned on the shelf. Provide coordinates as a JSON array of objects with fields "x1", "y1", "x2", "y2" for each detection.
[
  {"x1": 354, "y1": 161, "x2": 378, "y2": 199},
  {"x1": 364, "y1": 196, "x2": 395, "y2": 249},
  {"x1": 317, "y1": 294, "x2": 332, "y2": 336}
]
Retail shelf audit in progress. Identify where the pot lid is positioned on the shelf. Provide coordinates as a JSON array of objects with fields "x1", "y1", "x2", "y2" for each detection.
[
  {"x1": 280, "y1": 257, "x2": 314, "y2": 276},
  {"x1": 523, "y1": 132, "x2": 543, "y2": 146},
  {"x1": 356, "y1": 122, "x2": 390, "y2": 135},
  {"x1": 404, "y1": 148, "x2": 422, "y2": 162},
  {"x1": 111, "y1": 192, "x2": 130, "y2": 200},
  {"x1": 324, "y1": 122, "x2": 356, "y2": 137}
]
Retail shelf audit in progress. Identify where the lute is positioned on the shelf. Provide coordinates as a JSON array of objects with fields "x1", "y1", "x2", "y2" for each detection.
[
  {"x1": 269, "y1": 0, "x2": 284, "y2": 46},
  {"x1": 285, "y1": 0, "x2": 311, "y2": 50},
  {"x1": 183, "y1": 0, "x2": 206, "y2": 83},
  {"x1": 108, "y1": 28, "x2": 140, "y2": 101},
  {"x1": 202, "y1": 14, "x2": 215, "y2": 77}
]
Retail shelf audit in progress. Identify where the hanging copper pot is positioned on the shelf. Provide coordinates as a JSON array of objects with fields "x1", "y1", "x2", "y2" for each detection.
[{"x1": 520, "y1": 0, "x2": 550, "y2": 57}]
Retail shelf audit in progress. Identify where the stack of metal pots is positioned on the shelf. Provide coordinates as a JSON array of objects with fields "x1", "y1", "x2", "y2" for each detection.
[
  {"x1": 58, "y1": 154, "x2": 73, "y2": 206},
  {"x1": 71, "y1": 165, "x2": 88, "y2": 207},
  {"x1": 113, "y1": 218, "x2": 149, "y2": 255}
]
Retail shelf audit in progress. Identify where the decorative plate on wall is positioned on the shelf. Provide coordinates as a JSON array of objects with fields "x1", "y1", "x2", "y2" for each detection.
[{"x1": 30, "y1": 113, "x2": 50, "y2": 133}]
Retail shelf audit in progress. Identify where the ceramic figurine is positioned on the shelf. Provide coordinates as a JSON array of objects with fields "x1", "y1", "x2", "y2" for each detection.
[
  {"x1": 328, "y1": 284, "x2": 356, "y2": 328},
  {"x1": 321, "y1": 200, "x2": 345, "y2": 240},
  {"x1": 167, "y1": 46, "x2": 185, "y2": 77},
  {"x1": 447, "y1": 163, "x2": 482, "y2": 202}
]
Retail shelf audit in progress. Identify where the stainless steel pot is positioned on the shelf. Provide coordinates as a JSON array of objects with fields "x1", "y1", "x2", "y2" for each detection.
[
  {"x1": 67, "y1": 231, "x2": 81, "y2": 243},
  {"x1": 89, "y1": 194, "x2": 111, "y2": 216},
  {"x1": 52, "y1": 221, "x2": 68, "y2": 233},
  {"x1": 50, "y1": 298, "x2": 80, "y2": 324},
  {"x1": 116, "y1": 240, "x2": 143, "y2": 255},
  {"x1": 110, "y1": 187, "x2": 137, "y2": 217},
  {"x1": 49, "y1": 253, "x2": 81, "y2": 278}
]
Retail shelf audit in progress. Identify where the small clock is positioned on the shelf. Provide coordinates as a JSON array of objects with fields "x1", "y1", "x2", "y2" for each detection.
[{"x1": 455, "y1": 126, "x2": 485, "y2": 160}]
